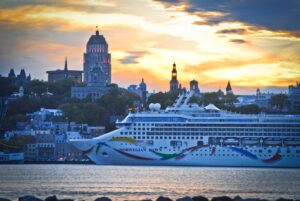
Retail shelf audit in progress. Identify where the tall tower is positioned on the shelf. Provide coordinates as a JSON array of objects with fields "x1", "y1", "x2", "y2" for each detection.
[
  {"x1": 190, "y1": 79, "x2": 200, "y2": 93},
  {"x1": 170, "y1": 62, "x2": 179, "y2": 93},
  {"x1": 226, "y1": 81, "x2": 233, "y2": 95},
  {"x1": 84, "y1": 29, "x2": 111, "y2": 87},
  {"x1": 64, "y1": 57, "x2": 68, "y2": 79}
]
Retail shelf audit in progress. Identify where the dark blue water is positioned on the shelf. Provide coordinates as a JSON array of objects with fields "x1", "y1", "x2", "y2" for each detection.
[{"x1": 0, "y1": 165, "x2": 299, "y2": 201}]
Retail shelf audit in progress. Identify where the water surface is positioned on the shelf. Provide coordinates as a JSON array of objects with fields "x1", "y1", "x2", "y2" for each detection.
[{"x1": 0, "y1": 165, "x2": 299, "y2": 200}]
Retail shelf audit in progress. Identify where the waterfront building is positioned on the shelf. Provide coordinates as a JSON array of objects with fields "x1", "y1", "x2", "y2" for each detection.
[
  {"x1": 3, "y1": 106, "x2": 105, "y2": 161},
  {"x1": 226, "y1": 81, "x2": 233, "y2": 95},
  {"x1": 288, "y1": 82, "x2": 300, "y2": 111},
  {"x1": 46, "y1": 58, "x2": 82, "y2": 83},
  {"x1": 34, "y1": 130, "x2": 55, "y2": 161},
  {"x1": 170, "y1": 62, "x2": 179, "y2": 93},
  {"x1": 0, "y1": 152, "x2": 24, "y2": 163},
  {"x1": 25, "y1": 144, "x2": 37, "y2": 161},
  {"x1": 71, "y1": 29, "x2": 111, "y2": 102}
]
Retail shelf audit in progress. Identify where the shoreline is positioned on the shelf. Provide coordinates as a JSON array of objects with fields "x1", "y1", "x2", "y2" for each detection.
[{"x1": 0, "y1": 195, "x2": 297, "y2": 201}]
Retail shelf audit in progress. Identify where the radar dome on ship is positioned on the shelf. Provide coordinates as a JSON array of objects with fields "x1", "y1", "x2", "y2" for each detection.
[
  {"x1": 154, "y1": 103, "x2": 161, "y2": 110},
  {"x1": 149, "y1": 103, "x2": 161, "y2": 111},
  {"x1": 149, "y1": 103, "x2": 155, "y2": 110}
]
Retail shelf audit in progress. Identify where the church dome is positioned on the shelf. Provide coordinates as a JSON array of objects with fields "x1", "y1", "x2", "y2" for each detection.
[{"x1": 87, "y1": 30, "x2": 107, "y2": 45}]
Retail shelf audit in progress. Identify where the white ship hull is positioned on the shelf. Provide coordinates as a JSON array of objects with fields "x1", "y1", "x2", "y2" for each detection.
[{"x1": 72, "y1": 131, "x2": 300, "y2": 168}]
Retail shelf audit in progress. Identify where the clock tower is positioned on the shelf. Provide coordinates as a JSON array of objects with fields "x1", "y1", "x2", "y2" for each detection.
[{"x1": 170, "y1": 62, "x2": 179, "y2": 93}]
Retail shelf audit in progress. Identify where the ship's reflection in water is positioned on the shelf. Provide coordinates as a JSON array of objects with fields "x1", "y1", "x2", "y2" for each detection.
[{"x1": 0, "y1": 165, "x2": 299, "y2": 201}]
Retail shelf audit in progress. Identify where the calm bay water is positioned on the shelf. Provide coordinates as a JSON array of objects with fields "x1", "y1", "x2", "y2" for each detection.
[{"x1": 0, "y1": 165, "x2": 299, "y2": 201}]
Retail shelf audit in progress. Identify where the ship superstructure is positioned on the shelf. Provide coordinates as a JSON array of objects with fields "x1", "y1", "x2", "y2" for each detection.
[{"x1": 72, "y1": 91, "x2": 300, "y2": 167}]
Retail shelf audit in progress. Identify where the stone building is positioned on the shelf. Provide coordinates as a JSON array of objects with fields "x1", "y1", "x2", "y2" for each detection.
[
  {"x1": 46, "y1": 58, "x2": 82, "y2": 83},
  {"x1": 72, "y1": 29, "x2": 111, "y2": 102},
  {"x1": 7, "y1": 68, "x2": 31, "y2": 86},
  {"x1": 190, "y1": 80, "x2": 200, "y2": 94}
]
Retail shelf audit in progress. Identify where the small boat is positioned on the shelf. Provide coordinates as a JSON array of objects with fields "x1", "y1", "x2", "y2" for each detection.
[
  {"x1": 284, "y1": 138, "x2": 300, "y2": 146},
  {"x1": 242, "y1": 138, "x2": 260, "y2": 145},
  {"x1": 264, "y1": 138, "x2": 282, "y2": 145}
]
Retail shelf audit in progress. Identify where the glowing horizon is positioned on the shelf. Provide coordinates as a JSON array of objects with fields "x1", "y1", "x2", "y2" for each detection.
[{"x1": 0, "y1": 0, "x2": 299, "y2": 94}]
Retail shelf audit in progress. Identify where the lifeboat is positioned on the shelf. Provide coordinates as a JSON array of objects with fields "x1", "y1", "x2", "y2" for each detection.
[
  {"x1": 242, "y1": 138, "x2": 260, "y2": 145},
  {"x1": 284, "y1": 138, "x2": 300, "y2": 146},
  {"x1": 223, "y1": 137, "x2": 239, "y2": 145},
  {"x1": 264, "y1": 138, "x2": 282, "y2": 146}
]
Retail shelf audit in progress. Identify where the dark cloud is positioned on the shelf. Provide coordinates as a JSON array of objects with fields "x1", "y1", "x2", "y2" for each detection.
[
  {"x1": 118, "y1": 51, "x2": 149, "y2": 65},
  {"x1": 230, "y1": 39, "x2": 247, "y2": 44},
  {"x1": 156, "y1": 0, "x2": 300, "y2": 32},
  {"x1": 216, "y1": 28, "x2": 248, "y2": 35}
]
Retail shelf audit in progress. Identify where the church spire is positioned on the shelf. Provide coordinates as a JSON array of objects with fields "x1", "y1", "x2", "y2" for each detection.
[
  {"x1": 64, "y1": 57, "x2": 68, "y2": 71},
  {"x1": 226, "y1": 81, "x2": 233, "y2": 94}
]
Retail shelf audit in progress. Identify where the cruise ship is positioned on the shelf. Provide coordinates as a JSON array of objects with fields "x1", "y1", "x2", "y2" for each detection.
[{"x1": 72, "y1": 91, "x2": 300, "y2": 167}]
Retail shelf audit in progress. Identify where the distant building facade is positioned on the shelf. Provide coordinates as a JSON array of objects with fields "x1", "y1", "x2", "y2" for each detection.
[
  {"x1": 46, "y1": 58, "x2": 82, "y2": 83},
  {"x1": 170, "y1": 62, "x2": 179, "y2": 93},
  {"x1": 127, "y1": 78, "x2": 148, "y2": 108},
  {"x1": 7, "y1": 68, "x2": 31, "y2": 86},
  {"x1": 190, "y1": 80, "x2": 200, "y2": 94},
  {"x1": 6, "y1": 107, "x2": 105, "y2": 161},
  {"x1": 255, "y1": 88, "x2": 274, "y2": 108},
  {"x1": 72, "y1": 29, "x2": 111, "y2": 102},
  {"x1": 288, "y1": 82, "x2": 300, "y2": 110}
]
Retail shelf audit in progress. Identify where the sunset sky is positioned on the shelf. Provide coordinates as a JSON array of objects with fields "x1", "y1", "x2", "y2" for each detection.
[{"x1": 0, "y1": 0, "x2": 300, "y2": 94}]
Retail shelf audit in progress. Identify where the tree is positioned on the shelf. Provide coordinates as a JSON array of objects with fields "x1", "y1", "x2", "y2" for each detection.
[
  {"x1": 202, "y1": 92, "x2": 224, "y2": 107},
  {"x1": 188, "y1": 96, "x2": 202, "y2": 105},
  {"x1": 25, "y1": 80, "x2": 48, "y2": 96},
  {"x1": 235, "y1": 104, "x2": 261, "y2": 114},
  {"x1": 147, "y1": 91, "x2": 178, "y2": 109},
  {"x1": 0, "y1": 77, "x2": 18, "y2": 97},
  {"x1": 224, "y1": 93, "x2": 238, "y2": 105},
  {"x1": 269, "y1": 94, "x2": 289, "y2": 110}
]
